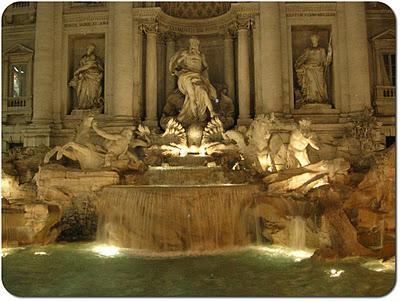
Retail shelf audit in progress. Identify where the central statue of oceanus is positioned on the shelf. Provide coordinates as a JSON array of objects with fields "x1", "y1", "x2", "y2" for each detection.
[{"x1": 168, "y1": 37, "x2": 217, "y2": 123}]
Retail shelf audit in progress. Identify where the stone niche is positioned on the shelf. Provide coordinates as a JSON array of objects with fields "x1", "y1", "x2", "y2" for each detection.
[
  {"x1": 67, "y1": 33, "x2": 105, "y2": 115},
  {"x1": 291, "y1": 25, "x2": 333, "y2": 110},
  {"x1": 159, "y1": 33, "x2": 242, "y2": 119}
]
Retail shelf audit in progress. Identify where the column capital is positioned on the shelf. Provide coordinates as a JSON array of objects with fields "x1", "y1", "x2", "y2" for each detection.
[
  {"x1": 235, "y1": 18, "x2": 253, "y2": 31},
  {"x1": 140, "y1": 22, "x2": 159, "y2": 35}
]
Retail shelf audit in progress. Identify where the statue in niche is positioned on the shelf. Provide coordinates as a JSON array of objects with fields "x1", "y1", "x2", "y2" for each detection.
[
  {"x1": 168, "y1": 37, "x2": 217, "y2": 124},
  {"x1": 294, "y1": 33, "x2": 332, "y2": 107},
  {"x1": 69, "y1": 43, "x2": 104, "y2": 111}
]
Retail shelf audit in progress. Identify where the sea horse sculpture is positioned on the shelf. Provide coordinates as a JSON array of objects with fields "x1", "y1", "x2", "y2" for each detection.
[
  {"x1": 43, "y1": 114, "x2": 105, "y2": 169},
  {"x1": 44, "y1": 115, "x2": 145, "y2": 170}
]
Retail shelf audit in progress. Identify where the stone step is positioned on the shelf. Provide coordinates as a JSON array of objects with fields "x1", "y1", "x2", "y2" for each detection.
[
  {"x1": 165, "y1": 154, "x2": 213, "y2": 166},
  {"x1": 123, "y1": 166, "x2": 249, "y2": 186}
]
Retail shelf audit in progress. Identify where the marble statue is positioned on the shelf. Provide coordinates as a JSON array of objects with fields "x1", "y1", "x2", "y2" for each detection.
[
  {"x1": 294, "y1": 33, "x2": 332, "y2": 106},
  {"x1": 168, "y1": 37, "x2": 217, "y2": 123},
  {"x1": 69, "y1": 43, "x2": 104, "y2": 110},
  {"x1": 44, "y1": 116, "x2": 144, "y2": 170},
  {"x1": 215, "y1": 85, "x2": 235, "y2": 130},
  {"x1": 44, "y1": 114, "x2": 105, "y2": 169},
  {"x1": 287, "y1": 119, "x2": 320, "y2": 168},
  {"x1": 91, "y1": 121, "x2": 138, "y2": 167}
]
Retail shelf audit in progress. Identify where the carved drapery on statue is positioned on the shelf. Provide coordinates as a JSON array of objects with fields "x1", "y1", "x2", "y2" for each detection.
[
  {"x1": 161, "y1": 37, "x2": 235, "y2": 132},
  {"x1": 69, "y1": 43, "x2": 104, "y2": 111},
  {"x1": 168, "y1": 37, "x2": 217, "y2": 125},
  {"x1": 294, "y1": 33, "x2": 332, "y2": 108}
]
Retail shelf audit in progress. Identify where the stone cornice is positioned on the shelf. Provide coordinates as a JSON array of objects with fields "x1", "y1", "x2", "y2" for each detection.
[
  {"x1": 231, "y1": 3, "x2": 259, "y2": 18},
  {"x1": 285, "y1": 3, "x2": 337, "y2": 17},
  {"x1": 63, "y1": 12, "x2": 109, "y2": 29},
  {"x1": 63, "y1": 3, "x2": 108, "y2": 14},
  {"x1": 157, "y1": 10, "x2": 236, "y2": 36},
  {"x1": 2, "y1": 24, "x2": 36, "y2": 36},
  {"x1": 132, "y1": 7, "x2": 162, "y2": 23},
  {"x1": 366, "y1": 9, "x2": 395, "y2": 20}
]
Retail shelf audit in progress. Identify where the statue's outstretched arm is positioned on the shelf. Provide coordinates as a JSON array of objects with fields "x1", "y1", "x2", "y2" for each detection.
[
  {"x1": 308, "y1": 136, "x2": 320, "y2": 150},
  {"x1": 92, "y1": 122, "x2": 119, "y2": 141}
]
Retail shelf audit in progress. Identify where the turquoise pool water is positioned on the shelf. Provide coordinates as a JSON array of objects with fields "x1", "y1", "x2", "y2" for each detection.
[{"x1": 1, "y1": 243, "x2": 395, "y2": 297}]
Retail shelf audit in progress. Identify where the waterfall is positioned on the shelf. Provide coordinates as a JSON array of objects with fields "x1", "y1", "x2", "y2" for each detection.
[
  {"x1": 289, "y1": 216, "x2": 306, "y2": 250},
  {"x1": 95, "y1": 184, "x2": 260, "y2": 252},
  {"x1": 378, "y1": 216, "x2": 385, "y2": 249}
]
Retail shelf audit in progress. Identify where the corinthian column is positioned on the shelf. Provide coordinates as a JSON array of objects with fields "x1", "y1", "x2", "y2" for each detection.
[
  {"x1": 224, "y1": 30, "x2": 235, "y2": 101},
  {"x1": 112, "y1": 3, "x2": 134, "y2": 119},
  {"x1": 165, "y1": 32, "x2": 176, "y2": 96},
  {"x1": 133, "y1": 21, "x2": 143, "y2": 120},
  {"x1": 344, "y1": 2, "x2": 371, "y2": 111},
  {"x1": 32, "y1": 2, "x2": 55, "y2": 125},
  {"x1": 236, "y1": 19, "x2": 252, "y2": 125},
  {"x1": 144, "y1": 23, "x2": 159, "y2": 127}
]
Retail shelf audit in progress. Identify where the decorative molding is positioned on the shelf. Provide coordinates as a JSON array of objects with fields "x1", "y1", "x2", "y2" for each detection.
[
  {"x1": 133, "y1": 4, "x2": 260, "y2": 36},
  {"x1": 371, "y1": 29, "x2": 396, "y2": 41},
  {"x1": 132, "y1": 7, "x2": 162, "y2": 22},
  {"x1": 230, "y1": 3, "x2": 259, "y2": 17},
  {"x1": 63, "y1": 12, "x2": 109, "y2": 29},
  {"x1": 235, "y1": 18, "x2": 253, "y2": 31},
  {"x1": 3, "y1": 43, "x2": 34, "y2": 55},
  {"x1": 159, "y1": 2, "x2": 231, "y2": 19},
  {"x1": 366, "y1": 9, "x2": 395, "y2": 20},
  {"x1": 63, "y1": 2, "x2": 108, "y2": 14},
  {"x1": 157, "y1": 10, "x2": 234, "y2": 35},
  {"x1": 2, "y1": 24, "x2": 36, "y2": 36},
  {"x1": 285, "y1": 3, "x2": 337, "y2": 17},
  {"x1": 140, "y1": 22, "x2": 159, "y2": 35},
  {"x1": 371, "y1": 29, "x2": 395, "y2": 51}
]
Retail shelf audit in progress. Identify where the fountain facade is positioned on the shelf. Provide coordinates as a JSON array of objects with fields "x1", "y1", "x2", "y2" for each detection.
[{"x1": 1, "y1": 2, "x2": 396, "y2": 261}]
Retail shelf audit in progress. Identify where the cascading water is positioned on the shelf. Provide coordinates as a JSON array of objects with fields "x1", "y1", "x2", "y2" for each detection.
[
  {"x1": 289, "y1": 216, "x2": 306, "y2": 250},
  {"x1": 95, "y1": 184, "x2": 260, "y2": 252}
]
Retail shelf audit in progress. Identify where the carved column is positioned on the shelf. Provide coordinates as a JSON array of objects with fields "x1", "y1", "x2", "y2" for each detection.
[
  {"x1": 32, "y1": 2, "x2": 55, "y2": 125},
  {"x1": 133, "y1": 21, "x2": 143, "y2": 120},
  {"x1": 224, "y1": 30, "x2": 235, "y2": 101},
  {"x1": 236, "y1": 19, "x2": 252, "y2": 125},
  {"x1": 165, "y1": 32, "x2": 176, "y2": 96},
  {"x1": 144, "y1": 23, "x2": 159, "y2": 127},
  {"x1": 259, "y1": 3, "x2": 283, "y2": 114},
  {"x1": 344, "y1": 2, "x2": 371, "y2": 112},
  {"x1": 112, "y1": 3, "x2": 134, "y2": 119}
]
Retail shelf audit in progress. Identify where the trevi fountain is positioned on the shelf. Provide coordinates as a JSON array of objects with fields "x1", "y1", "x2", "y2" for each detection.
[{"x1": 1, "y1": 1, "x2": 396, "y2": 297}]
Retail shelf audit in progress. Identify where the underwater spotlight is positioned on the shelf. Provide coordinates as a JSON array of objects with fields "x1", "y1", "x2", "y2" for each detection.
[
  {"x1": 92, "y1": 245, "x2": 120, "y2": 257},
  {"x1": 327, "y1": 268, "x2": 344, "y2": 278}
]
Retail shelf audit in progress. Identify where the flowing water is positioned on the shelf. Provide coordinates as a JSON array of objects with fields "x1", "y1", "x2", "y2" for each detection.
[
  {"x1": 1, "y1": 243, "x2": 395, "y2": 297},
  {"x1": 96, "y1": 184, "x2": 260, "y2": 252},
  {"x1": 289, "y1": 216, "x2": 306, "y2": 250}
]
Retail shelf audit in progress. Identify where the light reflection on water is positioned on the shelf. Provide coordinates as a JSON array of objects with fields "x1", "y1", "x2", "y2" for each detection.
[{"x1": 2, "y1": 243, "x2": 395, "y2": 297}]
